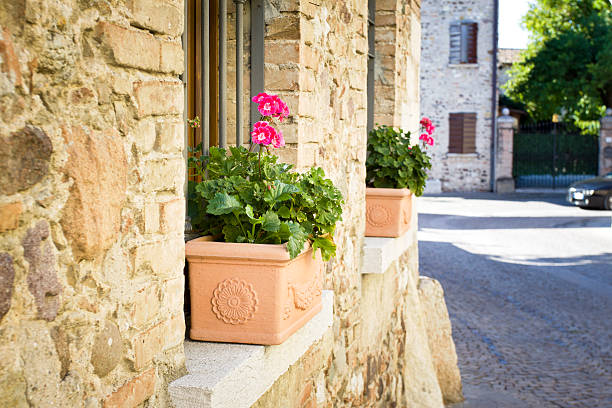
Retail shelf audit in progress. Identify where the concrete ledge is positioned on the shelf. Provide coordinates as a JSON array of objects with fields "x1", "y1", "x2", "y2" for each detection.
[
  {"x1": 169, "y1": 291, "x2": 334, "y2": 408},
  {"x1": 362, "y1": 228, "x2": 416, "y2": 274}
]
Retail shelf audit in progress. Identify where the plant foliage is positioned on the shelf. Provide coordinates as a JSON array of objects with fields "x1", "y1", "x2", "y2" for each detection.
[
  {"x1": 365, "y1": 125, "x2": 432, "y2": 196},
  {"x1": 504, "y1": 0, "x2": 612, "y2": 132},
  {"x1": 188, "y1": 146, "x2": 343, "y2": 260}
]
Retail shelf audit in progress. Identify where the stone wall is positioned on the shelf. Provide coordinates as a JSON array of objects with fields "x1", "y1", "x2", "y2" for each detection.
[
  {"x1": 0, "y1": 1, "x2": 462, "y2": 407},
  {"x1": 374, "y1": 0, "x2": 421, "y2": 132},
  {"x1": 420, "y1": 0, "x2": 496, "y2": 191},
  {"x1": 252, "y1": 1, "x2": 461, "y2": 407},
  {"x1": 0, "y1": 0, "x2": 186, "y2": 406}
]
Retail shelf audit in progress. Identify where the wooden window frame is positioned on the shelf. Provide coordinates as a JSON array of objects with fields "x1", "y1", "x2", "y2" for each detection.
[{"x1": 449, "y1": 113, "x2": 477, "y2": 154}]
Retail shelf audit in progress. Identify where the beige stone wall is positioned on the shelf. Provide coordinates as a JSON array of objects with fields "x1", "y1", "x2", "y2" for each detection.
[
  {"x1": 253, "y1": 1, "x2": 459, "y2": 407},
  {"x1": 375, "y1": 0, "x2": 421, "y2": 133},
  {"x1": 420, "y1": 0, "x2": 496, "y2": 191},
  {"x1": 0, "y1": 0, "x2": 186, "y2": 406}
]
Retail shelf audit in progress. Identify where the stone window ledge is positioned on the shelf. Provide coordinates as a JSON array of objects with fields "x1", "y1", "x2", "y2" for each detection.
[
  {"x1": 447, "y1": 63, "x2": 479, "y2": 68},
  {"x1": 169, "y1": 291, "x2": 334, "y2": 408},
  {"x1": 362, "y1": 228, "x2": 416, "y2": 274},
  {"x1": 446, "y1": 153, "x2": 479, "y2": 158}
]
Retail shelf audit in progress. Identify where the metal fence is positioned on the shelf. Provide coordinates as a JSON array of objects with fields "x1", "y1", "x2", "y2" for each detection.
[{"x1": 513, "y1": 121, "x2": 599, "y2": 189}]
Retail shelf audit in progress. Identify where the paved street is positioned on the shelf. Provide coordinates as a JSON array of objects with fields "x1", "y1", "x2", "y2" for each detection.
[{"x1": 418, "y1": 193, "x2": 612, "y2": 408}]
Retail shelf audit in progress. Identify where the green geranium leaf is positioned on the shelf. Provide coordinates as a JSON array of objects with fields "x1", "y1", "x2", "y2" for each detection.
[
  {"x1": 312, "y1": 236, "x2": 336, "y2": 261},
  {"x1": 264, "y1": 180, "x2": 300, "y2": 204},
  {"x1": 262, "y1": 211, "x2": 281, "y2": 232},
  {"x1": 206, "y1": 192, "x2": 243, "y2": 215},
  {"x1": 245, "y1": 204, "x2": 255, "y2": 219},
  {"x1": 286, "y1": 221, "x2": 307, "y2": 259},
  {"x1": 277, "y1": 205, "x2": 291, "y2": 219}
]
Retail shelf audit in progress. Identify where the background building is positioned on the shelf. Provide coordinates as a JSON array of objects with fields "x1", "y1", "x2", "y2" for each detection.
[{"x1": 420, "y1": 0, "x2": 498, "y2": 192}]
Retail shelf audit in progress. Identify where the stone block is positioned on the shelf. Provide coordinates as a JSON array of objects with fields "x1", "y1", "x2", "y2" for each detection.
[
  {"x1": 264, "y1": 66, "x2": 299, "y2": 91},
  {"x1": 60, "y1": 126, "x2": 127, "y2": 260},
  {"x1": 143, "y1": 203, "x2": 160, "y2": 234},
  {"x1": 376, "y1": 13, "x2": 397, "y2": 26},
  {"x1": 300, "y1": 45, "x2": 320, "y2": 70},
  {"x1": 164, "y1": 313, "x2": 186, "y2": 350},
  {"x1": 160, "y1": 199, "x2": 184, "y2": 233},
  {"x1": 0, "y1": 27, "x2": 23, "y2": 88},
  {"x1": 265, "y1": 15, "x2": 300, "y2": 40},
  {"x1": 0, "y1": 126, "x2": 52, "y2": 195},
  {"x1": 133, "y1": 238, "x2": 184, "y2": 278},
  {"x1": 0, "y1": 202, "x2": 22, "y2": 232},
  {"x1": 22, "y1": 221, "x2": 61, "y2": 321},
  {"x1": 160, "y1": 40, "x2": 184, "y2": 74},
  {"x1": 0, "y1": 343, "x2": 28, "y2": 406},
  {"x1": 300, "y1": 69, "x2": 316, "y2": 91},
  {"x1": 128, "y1": 0, "x2": 184, "y2": 36},
  {"x1": 96, "y1": 22, "x2": 160, "y2": 72},
  {"x1": 164, "y1": 276, "x2": 184, "y2": 310},
  {"x1": 91, "y1": 321, "x2": 123, "y2": 377},
  {"x1": 134, "y1": 120, "x2": 156, "y2": 153},
  {"x1": 0, "y1": 253, "x2": 15, "y2": 320},
  {"x1": 495, "y1": 177, "x2": 515, "y2": 194},
  {"x1": 134, "y1": 81, "x2": 183, "y2": 117},
  {"x1": 418, "y1": 277, "x2": 463, "y2": 405},
  {"x1": 103, "y1": 368, "x2": 156, "y2": 408},
  {"x1": 132, "y1": 283, "x2": 161, "y2": 327},
  {"x1": 134, "y1": 323, "x2": 165, "y2": 370},
  {"x1": 352, "y1": 36, "x2": 368, "y2": 55},
  {"x1": 155, "y1": 121, "x2": 184, "y2": 153},
  {"x1": 301, "y1": 18, "x2": 315, "y2": 45},
  {"x1": 142, "y1": 158, "x2": 184, "y2": 193},
  {"x1": 265, "y1": 41, "x2": 299, "y2": 65}
]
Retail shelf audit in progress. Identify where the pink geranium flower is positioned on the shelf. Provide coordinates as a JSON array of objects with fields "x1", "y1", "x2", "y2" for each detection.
[
  {"x1": 252, "y1": 92, "x2": 290, "y2": 121},
  {"x1": 270, "y1": 128, "x2": 285, "y2": 148},
  {"x1": 420, "y1": 117, "x2": 432, "y2": 127},
  {"x1": 251, "y1": 121, "x2": 273, "y2": 145}
]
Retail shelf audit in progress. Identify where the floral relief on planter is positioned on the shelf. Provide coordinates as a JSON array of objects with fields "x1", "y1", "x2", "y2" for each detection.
[
  {"x1": 211, "y1": 277, "x2": 259, "y2": 325},
  {"x1": 186, "y1": 237, "x2": 323, "y2": 345},
  {"x1": 365, "y1": 188, "x2": 413, "y2": 237},
  {"x1": 282, "y1": 270, "x2": 323, "y2": 320}
]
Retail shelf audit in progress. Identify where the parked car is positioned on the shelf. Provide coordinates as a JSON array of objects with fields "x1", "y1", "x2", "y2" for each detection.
[{"x1": 567, "y1": 173, "x2": 612, "y2": 209}]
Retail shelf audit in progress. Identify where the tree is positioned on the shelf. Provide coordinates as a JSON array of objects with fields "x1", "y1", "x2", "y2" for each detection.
[{"x1": 504, "y1": 0, "x2": 612, "y2": 132}]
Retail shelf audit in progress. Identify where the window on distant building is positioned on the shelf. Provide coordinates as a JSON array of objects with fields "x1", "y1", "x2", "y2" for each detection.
[
  {"x1": 449, "y1": 113, "x2": 477, "y2": 153},
  {"x1": 449, "y1": 21, "x2": 478, "y2": 64}
]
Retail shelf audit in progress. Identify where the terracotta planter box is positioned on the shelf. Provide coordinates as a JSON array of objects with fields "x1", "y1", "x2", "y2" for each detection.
[
  {"x1": 365, "y1": 188, "x2": 413, "y2": 237},
  {"x1": 185, "y1": 237, "x2": 323, "y2": 345}
]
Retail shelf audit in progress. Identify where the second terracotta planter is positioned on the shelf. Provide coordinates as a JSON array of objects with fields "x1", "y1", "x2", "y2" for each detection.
[
  {"x1": 186, "y1": 237, "x2": 323, "y2": 345},
  {"x1": 365, "y1": 187, "x2": 413, "y2": 237}
]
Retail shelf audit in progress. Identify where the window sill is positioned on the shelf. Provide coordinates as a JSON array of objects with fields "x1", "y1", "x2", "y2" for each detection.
[
  {"x1": 446, "y1": 153, "x2": 479, "y2": 158},
  {"x1": 169, "y1": 291, "x2": 334, "y2": 408},
  {"x1": 448, "y1": 63, "x2": 479, "y2": 68},
  {"x1": 362, "y1": 228, "x2": 416, "y2": 275}
]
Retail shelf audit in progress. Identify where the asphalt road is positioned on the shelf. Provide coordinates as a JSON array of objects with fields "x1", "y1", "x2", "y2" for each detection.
[{"x1": 417, "y1": 193, "x2": 612, "y2": 408}]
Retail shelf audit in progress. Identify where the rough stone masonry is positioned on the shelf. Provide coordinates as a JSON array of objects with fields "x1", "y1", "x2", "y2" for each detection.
[
  {"x1": 0, "y1": 0, "x2": 186, "y2": 406},
  {"x1": 0, "y1": 0, "x2": 462, "y2": 407}
]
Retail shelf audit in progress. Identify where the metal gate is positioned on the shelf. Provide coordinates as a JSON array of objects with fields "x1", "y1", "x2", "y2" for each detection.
[{"x1": 513, "y1": 121, "x2": 599, "y2": 189}]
